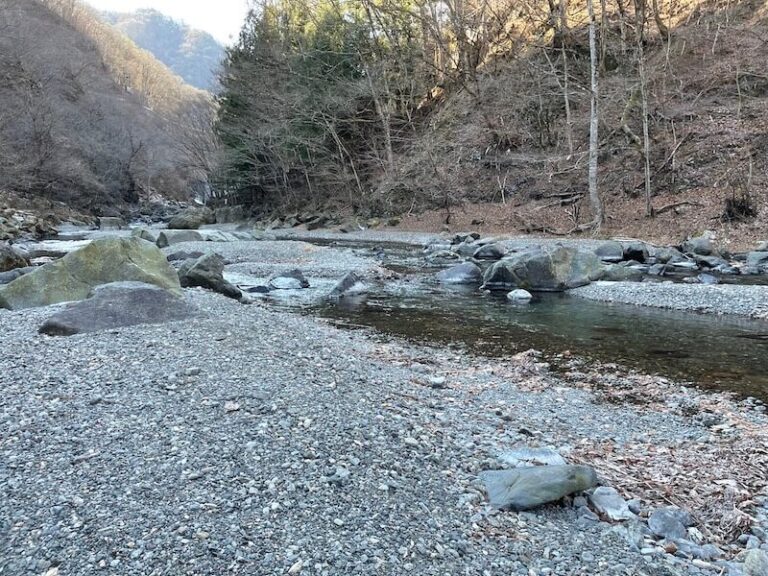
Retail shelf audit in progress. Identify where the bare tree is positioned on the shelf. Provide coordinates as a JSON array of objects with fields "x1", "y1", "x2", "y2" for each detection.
[{"x1": 587, "y1": 0, "x2": 603, "y2": 225}]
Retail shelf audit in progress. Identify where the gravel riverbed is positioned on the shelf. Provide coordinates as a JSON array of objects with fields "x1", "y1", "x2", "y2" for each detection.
[{"x1": 2, "y1": 238, "x2": 767, "y2": 576}]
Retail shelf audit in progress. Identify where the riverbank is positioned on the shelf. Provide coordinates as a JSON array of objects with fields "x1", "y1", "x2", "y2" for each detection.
[{"x1": 2, "y1": 237, "x2": 767, "y2": 575}]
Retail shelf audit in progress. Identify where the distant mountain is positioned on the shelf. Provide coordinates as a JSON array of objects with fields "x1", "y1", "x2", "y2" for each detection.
[{"x1": 102, "y1": 9, "x2": 224, "y2": 92}]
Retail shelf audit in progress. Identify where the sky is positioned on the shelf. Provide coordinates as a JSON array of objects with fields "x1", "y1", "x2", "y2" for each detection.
[{"x1": 85, "y1": 0, "x2": 250, "y2": 44}]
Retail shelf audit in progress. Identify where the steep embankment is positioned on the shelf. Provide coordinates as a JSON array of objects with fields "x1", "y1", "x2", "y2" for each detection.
[
  {"x1": 390, "y1": 1, "x2": 768, "y2": 249},
  {"x1": 0, "y1": 0, "x2": 214, "y2": 218}
]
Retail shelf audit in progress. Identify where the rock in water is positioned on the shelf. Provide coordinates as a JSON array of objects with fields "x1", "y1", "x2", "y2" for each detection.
[
  {"x1": 588, "y1": 487, "x2": 636, "y2": 521},
  {"x1": 482, "y1": 246, "x2": 604, "y2": 292},
  {"x1": 436, "y1": 262, "x2": 482, "y2": 285},
  {"x1": 648, "y1": 506, "x2": 692, "y2": 540},
  {"x1": 39, "y1": 282, "x2": 196, "y2": 336},
  {"x1": 156, "y1": 230, "x2": 204, "y2": 248},
  {"x1": 329, "y1": 272, "x2": 367, "y2": 299},
  {"x1": 473, "y1": 243, "x2": 507, "y2": 261},
  {"x1": 0, "y1": 237, "x2": 181, "y2": 310},
  {"x1": 507, "y1": 289, "x2": 533, "y2": 302},
  {"x1": 178, "y1": 253, "x2": 241, "y2": 300},
  {"x1": 744, "y1": 549, "x2": 768, "y2": 576},
  {"x1": 480, "y1": 465, "x2": 598, "y2": 510},
  {"x1": 269, "y1": 269, "x2": 310, "y2": 290},
  {"x1": 0, "y1": 243, "x2": 29, "y2": 272}
]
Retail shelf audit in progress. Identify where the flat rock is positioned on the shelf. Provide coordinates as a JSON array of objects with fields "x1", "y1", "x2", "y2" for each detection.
[
  {"x1": 156, "y1": 230, "x2": 204, "y2": 248},
  {"x1": 39, "y1": 282, "x2": 197, "y2": 336},
  {"x1": 588, "y1": 486, "x2": 636, "y2": 521},
  {"x1": 473, "y1": 243, "x2": 507, "y2": 261},
  {"x1": 480, "y1": 465, "x2": 598, "y2": 511},
  {"x1": 0, "y1": 237, "x2": 181, "y2": 310}
]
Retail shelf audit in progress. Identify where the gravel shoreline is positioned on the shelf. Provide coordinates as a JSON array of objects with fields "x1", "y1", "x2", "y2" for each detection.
[
  {"x1": 572, "y1": 281, "x2": 768, "y2": 319},
  {"x1": 2, "y1": 236, "x2": 768, "y2": 575}
]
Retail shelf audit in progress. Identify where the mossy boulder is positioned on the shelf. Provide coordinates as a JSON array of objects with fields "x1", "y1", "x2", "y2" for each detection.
[{"x1": 0, "y1": 237, "x2": 181, "y2": 310}]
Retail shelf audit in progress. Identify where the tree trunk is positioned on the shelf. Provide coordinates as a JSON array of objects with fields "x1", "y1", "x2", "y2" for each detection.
[
  {"x1": 587, "y1": 0, "x2": 603, "y2": 225},
  {"x1": 636, "y1": 0, "x2": 653, "y2": 216}
]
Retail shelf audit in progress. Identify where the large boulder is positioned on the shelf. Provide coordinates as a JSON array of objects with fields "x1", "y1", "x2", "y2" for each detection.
[
  {"x1": 621, "y1": 241, "x2": 650, "y2": 263},
  {"x1": 39, "y1": 282, "x2": 196, "y2": 336},
  {"x1": 0, "y1": 237, "x2": 181, "y2": 310},
  {"x1": 168, "y1": 207, "x2": 215, "y2": 230},
  {"x1": 436, "y1": 262, "x2": 482, "y2": 285},
  {"x1": 473, "y1": 243, "x2": 507, "y2": 261},
  {"x1": 682, "y1": 234, "x2": 717, "y2": 256},
  {"x1": 178, "y1": 253, "x2": 241, "y2": 300},
  {"x1": 600, "y1": 264, "x2": 644, "y2": 282},
  {"x1": 156, "y1": 230, "x2": 204, "y2": 248},
  {"x1": 594, "y1": 241, "x2": 624, "y2": 263},
  {"x1": 0, "y1": 244, "x2": 29, "y2": 272},
  {"x1": 481, "y1": 465, "x2": 598, "y2": 510},
  {"x1": 482, "y1": 246, "x2": 604, "y2": 292}
]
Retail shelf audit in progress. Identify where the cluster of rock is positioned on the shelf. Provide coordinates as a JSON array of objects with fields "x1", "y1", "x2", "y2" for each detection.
[
  {"x1": 481, "y1": 446, "x2": 768, "y2": 574},
  {"x1": 430, "y1": 232, "x2": 768, "y2": 300},
  {"x1": 0, "y1": 208, "x2": 58, "y2": 241}
]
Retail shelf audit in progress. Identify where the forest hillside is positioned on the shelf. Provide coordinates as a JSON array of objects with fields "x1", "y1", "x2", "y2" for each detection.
[{"x1": 0, "y1": 0, "x2": 215, "y2": 217}]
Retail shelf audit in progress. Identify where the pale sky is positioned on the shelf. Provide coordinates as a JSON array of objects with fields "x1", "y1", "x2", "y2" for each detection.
[{"x1": 85, "y1": 0, "x2": 250, "y2": 44}]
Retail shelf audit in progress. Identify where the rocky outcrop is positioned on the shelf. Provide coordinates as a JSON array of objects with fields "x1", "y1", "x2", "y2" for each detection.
[
  {"x1": 481, "y1": 465, "x2": 598, "y2": 510},
  {"x1": 177, "y1": 253, "x2": 242, "y2": 300},
  {"x1": 482, "y1": 246, "x2": 604, "y2": 292},
  {"x1": 0, "y1": 237, "x2": 181, "y2": 310},
  {"x1": 39, "y1": 282, "x2": 196, "y2": 336}
]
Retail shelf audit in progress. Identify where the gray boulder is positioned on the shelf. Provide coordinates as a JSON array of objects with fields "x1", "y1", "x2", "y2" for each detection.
[
  {"x1": 473, "y1": 243, "x2": 507, "y2": 261},
  {"x1": 329, "y1": 272, "x2": 367, "y2": 299},
  {"x1": 0, "y1": 243, "x2": 29, "y2": 272},
  {"x1": 436, "y1": 262, "x2": 482, "y2": 285},
  {"x1": 588, "y1": 487, "x2": 636, "y2": 521},
  {"x1": 746, "y1": 252, "x2": 768, "y2": 268},
  {"x1": 654, "y1": 246, "x2": 686, "y2": 264},
  {"x1": 0, "y1": 266, "x2": 35, "y2": 285},
  {"x1": 269, "y1": 269, "x2": 310, "y2": 290},
  {"x1": 39, "y1": 282, "x2": 196, "y2": 336},
  {"x1": 451, "y1": 232, "x2": 480, "y2": 244},
  {"x1": 167, "y1": 250, "x2": 206, "y2": 262},
  {"x1": 648, "y1": 506, "x2": 692, "y2": 540},
  {"x1": 594, "y1": 241, "x2": 624, "y2": 263},
  {"x1": 601, "y1": 264, "x2": 644, "y2": 282},
  {"x1": 682, "y1": 234, "x2": 716, "y2": 256},
  {"x1": 482, "y1": 246, "x2": 604, "y2": 292},
  {"x1": 622, "y1": 241, "x2": 650, "y2": 263},
  {"x1": 694, "y1": 254, "x2": 728, "y2": 269},
  {"x1": 178, "y1": 253, "x2": 241, "y2": 300},
  {"x1": 131, "y1": 227, "x2": 158, "y2": 243},
  {"x1": 0, "y1": 237, "x2": 181, "y2": 310},
  {"x1": 156, "y1": 230, "x2": 204, "y2": 248},
  {"x1": 168, "y1": 207, "x2": 215, "y2": 230},
  {"x1": 480, "y1": 465, "x2": 598, "y2": 510},
  {"x1": 456, "y1": 242, "x2": 480, "y2": 258}
]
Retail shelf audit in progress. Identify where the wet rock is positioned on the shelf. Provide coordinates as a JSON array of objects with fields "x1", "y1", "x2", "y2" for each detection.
[
  {"x1": 156, "y1": 230, "x2": 204, "y2": 248},
  {"x1": 328, "y1": 272, "x2": 367, "y2": 299},
  {"x1": 39, "y1": 282, "x2": 196, "y2": 336},
  {"x1": 507, "y1": 289, "x2": 533, "y2": 302},
  {"x1": 595, "y1": 241, "x2": 624, "y2": 263},
  {"x1": 601, "y1": 264, "x2": 644, "y2": 282},
  {"x1": 0, "y1": 237, "x2": 181, "y2": 310},
  {"x1": 480, "y1": 465, "x2": 598, "y2": 511},
  {"x1": 473, "y1": 243, "x2": 507, "y2": 261},
  {"x1": 0, "y1": 243, "x2": 29, "y2": 272},
  {"x1": 648, "y1": 507, "x2": 693, "y2": 540},
  {"x1": 269, "y1": 269, "x2": 310, "y2": 290},
  {"x1": 588, "y1": 487, "x2": 636, "y2": 521},
  {"x1": 436, "y1": 262, "x2": 482, "y2": 285},
  {"x1": 482, "y1": 246, "x2": 604, "y2": 292}
]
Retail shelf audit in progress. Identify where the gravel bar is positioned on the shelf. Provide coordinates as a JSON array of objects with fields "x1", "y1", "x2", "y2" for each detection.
[{"x1": 572, "y1": 281, "x2": 768, "y2": 319}]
